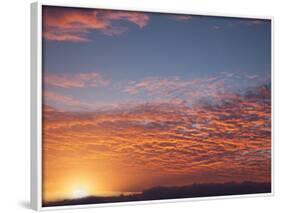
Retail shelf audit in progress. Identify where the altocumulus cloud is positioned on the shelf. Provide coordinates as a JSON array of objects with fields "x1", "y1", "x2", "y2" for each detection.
[{"x1": 43, "y1": 84, "x2": 271, "y2": 191}]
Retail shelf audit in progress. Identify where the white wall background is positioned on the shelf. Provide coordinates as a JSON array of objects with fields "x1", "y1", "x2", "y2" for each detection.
[{"x1": 0, "y1": 0, "x2": 280, "y2": 212}]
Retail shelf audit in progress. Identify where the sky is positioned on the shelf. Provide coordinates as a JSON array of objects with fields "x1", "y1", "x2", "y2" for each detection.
[{"x1": 42, "y1": 6, "x2": 271, "y2": 202}]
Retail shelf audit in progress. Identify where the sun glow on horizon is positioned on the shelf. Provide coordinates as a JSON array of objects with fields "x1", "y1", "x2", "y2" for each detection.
[
  {"x1": 70, "y1": 185, "x2": 90, "y2": 199},
  {"x1": 66, "y1": 176, "x2": 95, "y2": 200}
]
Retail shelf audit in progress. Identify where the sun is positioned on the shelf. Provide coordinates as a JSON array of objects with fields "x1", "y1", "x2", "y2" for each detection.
[{"x1": 71, "y1": 186, "x2": 89, "y2": 199}]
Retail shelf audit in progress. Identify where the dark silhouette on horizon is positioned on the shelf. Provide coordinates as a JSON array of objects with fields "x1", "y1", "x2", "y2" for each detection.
[{"x1": 43, "y1": 181, "x2": 271, "y2": 207}]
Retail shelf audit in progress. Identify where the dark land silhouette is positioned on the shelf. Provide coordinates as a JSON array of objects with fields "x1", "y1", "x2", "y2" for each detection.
[{"x1": 43, "y1": 181, "x2": 271, "y2": 207}]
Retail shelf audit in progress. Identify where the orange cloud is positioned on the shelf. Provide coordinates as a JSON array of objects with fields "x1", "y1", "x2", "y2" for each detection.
[
  {"x1": 43, "y1": 84, "x2": 271, "y2": 201},
  {"x1": 43, "y1": 7, "x2": 150, "y2": 42},
  {"x1": 43, "y1": 105, "x2": 56, "y2": 113}
]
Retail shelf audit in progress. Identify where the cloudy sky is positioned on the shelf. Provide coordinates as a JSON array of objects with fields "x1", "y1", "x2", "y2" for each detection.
[{"x1": 42, "y1": 6, "x2": 271, "y2": 202}]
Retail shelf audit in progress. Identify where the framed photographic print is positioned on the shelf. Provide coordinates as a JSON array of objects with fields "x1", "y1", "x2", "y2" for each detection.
[{"x1": 31, "y1": 1, "x2": 273, "y2": 210}]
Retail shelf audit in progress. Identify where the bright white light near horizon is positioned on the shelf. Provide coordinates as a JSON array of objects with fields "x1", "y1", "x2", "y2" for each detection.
[{"x1": 71, "y1": 186, "x2": 89, "y2": 199}]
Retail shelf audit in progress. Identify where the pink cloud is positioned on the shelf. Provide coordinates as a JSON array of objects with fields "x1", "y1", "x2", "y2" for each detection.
[
  {"x1": 44, "y1": 91, "x2": 82, "y2": 106},
  {"x1": 246, "y1": 74, "x2": 258, "y2": 80},
  {"x1": 122, "y1": 72, "x2": 265, "y2": 107},
  {"x1": 43, "y1": 7, "x2": 150, "y2": 42},
  {"x1": 44, "y1": 91, "x2": 98, "y2": 111},
  {"x1": 45, "y1": 72, "x2": 110, "y2": 88},
  {"x1": 169, "y1": 15, "x2": 193, "y2": 21},
  {"x1": 123, "y1": 76, "x2": 223, "y2": 102},
  {"x1": 101, "y1": 26, "x2": 128, "y2": 36},
  {"x1": 43, "y1": 31, "x2": 90, "y2": 42},
  {"x1": 98, "y1": 10, "x2": 149, "y2": 28}
]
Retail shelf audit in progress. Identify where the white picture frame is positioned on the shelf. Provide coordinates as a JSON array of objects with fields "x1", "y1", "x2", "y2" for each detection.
[{"x1": 31, "y1": 1, "x2": 274, "y2": 211}]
